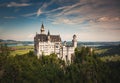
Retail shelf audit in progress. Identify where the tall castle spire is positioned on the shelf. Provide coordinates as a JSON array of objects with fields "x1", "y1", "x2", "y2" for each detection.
[
  {"x1": 40, "y1": 23, "x2": 45, "y2": 34},
  {"x1": 47, "y1": 30, "x2": 51, "y2": 41},
  {"x1": 47, "y1": 30, "x2": 50, "y2": 35}
]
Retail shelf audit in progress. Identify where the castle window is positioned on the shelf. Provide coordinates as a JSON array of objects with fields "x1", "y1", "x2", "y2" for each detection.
[{"x1": 56, "y1": 46, "x2": 58, "y2": 48}]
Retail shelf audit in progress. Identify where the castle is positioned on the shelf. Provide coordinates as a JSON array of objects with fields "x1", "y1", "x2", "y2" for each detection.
[{"x1": 34, "y1": 23, "x2": 77, "y2": 63}]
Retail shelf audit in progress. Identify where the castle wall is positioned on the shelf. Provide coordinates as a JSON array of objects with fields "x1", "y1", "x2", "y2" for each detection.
[
  {"x1": 36, "y1": 41, "x2": 61, "y2": 56},
  {"x1": 60, "y1": 46, "x2": 75, "y2": 63}
]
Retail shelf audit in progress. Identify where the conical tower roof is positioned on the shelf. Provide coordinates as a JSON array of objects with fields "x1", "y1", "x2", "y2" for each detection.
[
  {"x1": 40, "y1": 23, "x2": 45, "y2": 34},
  {"x1": 48, "y1": 30, "x2": 50, "y2": 35}
]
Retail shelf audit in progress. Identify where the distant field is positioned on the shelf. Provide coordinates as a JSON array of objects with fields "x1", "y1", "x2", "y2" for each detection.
[
  {"x1": 100, "y1": 55, "x2": 120, "y2": 62},
  {"x1": 10, "y1": 46, "x2": 34, "y2": 56},
  {"x1": 94, "y1": 48, "x2": 108, "y2": 55}
]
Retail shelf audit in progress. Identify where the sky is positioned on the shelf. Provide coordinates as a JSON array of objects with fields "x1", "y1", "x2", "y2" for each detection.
[{"x1": 0, "y1": 0, "x2": 120, "y2": 41}]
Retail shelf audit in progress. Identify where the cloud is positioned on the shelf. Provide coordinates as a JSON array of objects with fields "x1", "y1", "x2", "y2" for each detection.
[
  {"x1": 22, "y1": 8, "x2": 43, "y2": 17},
  {"x1": 97, "y1": 17, "x2": 120, "y2": 22},
  {"x1": 21, "y1": 0, "x2": 30, "y2": 3},
  {"x1": 22, "y1": 8, "x2": 42, "y2": 17},
  {"x1": 22, "y1": 12, "x2": 36, "y2": 17},
  {"x1": 37, "y1": 8, "x2": 42, "y2": 16},
  {"x1": 52, "y1": 16, "x2": 89, "y2": 25},
  {"x1": 46, "y1": 6, "x2": 67, "y2": 13},
  {"x1": 7, "y1": 2, "x2": 31, "y2": 7},
  {"x1": 52, "y1": 1, "x2": 82, "y2": 17},
  {"x1": 44, "y1": 0, "x2": 119, "y2": 25},
  {"x1": 36, "y1": 0, "x2": 56, "y2": 16},
  {"x1": 4, "y1": 16, "x2": 16, "y2": 19},
  {"x1": 52, "y1": 18, "x2": 75, "y2": 24}
]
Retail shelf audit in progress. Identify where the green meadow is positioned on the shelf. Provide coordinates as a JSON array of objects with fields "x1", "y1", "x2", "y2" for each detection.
[
  {"x1": 10, "y1": 46, "x2": 34, "y2": 56},
  {"x1": 100, "y1": 55, "x2": 120, "y2": 62}
]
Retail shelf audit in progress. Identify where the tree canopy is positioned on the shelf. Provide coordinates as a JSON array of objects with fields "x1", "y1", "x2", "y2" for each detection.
[{"x1": 0, "y1": 45, "x2": 120, "y2": 83}]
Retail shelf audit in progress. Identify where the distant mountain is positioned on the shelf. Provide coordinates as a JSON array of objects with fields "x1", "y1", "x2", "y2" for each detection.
[
  {"x1": 0, "y1": 39, "x2": 3, "y2": 42},
  {"x1": 0, "y1": 39, "x2": 34, "y2": 46},
  {"x1": 6, "y1": 40, "x2": 17, "y2": 42},
  {"x1": 77, "y1": 41, "x2": 120, "y2": 47},
  {"x1": 0, "y1": 39, "x2": 16, "y2": 42},
  {"x1": 0, "y1": 39, "x2": 20, "y2": 44}
]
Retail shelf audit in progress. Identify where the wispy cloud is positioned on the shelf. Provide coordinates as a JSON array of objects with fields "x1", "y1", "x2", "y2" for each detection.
[
  {"x1": 21, "y1": 0, "x2": 30, "y2": 3},
  {"x1": 97, "y1": 17, "x2": 120, "y2": 22},
  {"x1": 4, "y1": 16, "x2": 16, "y2": 19},
  {"x1": 52, "y1": 18, "x2": 75, "y2": 24},
  {"x1": 37, "y1": 8, "x2": 42, "y2": 16},
  {"x1": 22, "y1": 8, "x2": 43, "y2": 17},
  {"x1": 46, "y1": 0, "x2": 120, "y2": 25},
  {"x1": 36, "y1": 0, "x2": 55, "y2": 16},
  {"x1": 50, "y1": 1, "x2": 82, "y2": 17},
  {"x1": 46, "y1": 6, "x2": 66, "y2": 13},
  {"x1": 22, "y1": 12, "x2": 36, "y2": 17},
  {"x1": 7, "y1": 2, "x2": 31, "y2": 7}
]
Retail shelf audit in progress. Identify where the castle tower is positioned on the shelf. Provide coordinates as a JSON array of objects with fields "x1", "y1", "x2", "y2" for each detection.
[
  {"x1": 47, "y1": 30, "x2": 51, "y2": 41},
  {"x1": 72, "y1": 34, "x2": 77, "y2": 48},
  {"x1": 40, "y1": 23, "x2": 45, "y2": 34}
]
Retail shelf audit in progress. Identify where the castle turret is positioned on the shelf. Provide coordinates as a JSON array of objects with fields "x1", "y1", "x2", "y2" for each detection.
[
  {"x1": 40, "y1": 23, "x2": 45, "y2": 34},
  {"x1": 48, "y1": 30, "x2": 50, "y2": 35},
  {"x1": 72, "y1": 34, "x2": 77, "y2": 48},
  {"x1": 47, "y1": 30, "x2": 51, "y2": 41}
]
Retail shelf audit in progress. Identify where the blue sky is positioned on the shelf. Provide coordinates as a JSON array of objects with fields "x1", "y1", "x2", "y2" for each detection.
[{"x1": 0, "y1": 0, "x2": 120, "y2": 41}]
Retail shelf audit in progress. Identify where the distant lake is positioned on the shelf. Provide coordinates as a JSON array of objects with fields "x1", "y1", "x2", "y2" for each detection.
[
  {"x1": 76, "y1": 42, "x2": 119, "y2": 47},
  {"x1": 82, "y1": 44, "x2": 104, "y2": 47}
]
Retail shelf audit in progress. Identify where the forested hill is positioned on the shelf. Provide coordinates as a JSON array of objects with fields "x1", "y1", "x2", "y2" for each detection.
[
  {"x1": 0, "y1": 39, "x2": 33, "y2": 46},
  {"x1": 97, "y1": 45, "x2": 120, "y2": 56},
  {"x1": 0, "y1": 45, "x2": 120, "y2": 83}
]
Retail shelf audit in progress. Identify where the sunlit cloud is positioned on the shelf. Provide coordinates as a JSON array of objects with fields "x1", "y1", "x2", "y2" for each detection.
[
  {"x1": 7, "y1": 2, "x2": 31, "y2": 7},
  {"x1": 52, "y1": 18, "x2": 75, "y2": 24},
  {"x1": 37, "y1": 8, "x2": 42, "y2": 16},
  {"x1": 97, "y1": 17, "x2": 120, "y2": 22}
]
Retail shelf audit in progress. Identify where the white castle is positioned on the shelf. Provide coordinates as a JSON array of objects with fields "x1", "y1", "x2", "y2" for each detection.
[{"x1": 34, "y1": 23, "x2": 77, "y2": 63}]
